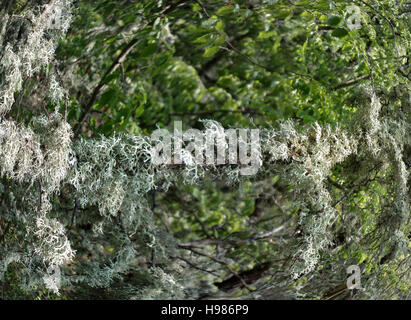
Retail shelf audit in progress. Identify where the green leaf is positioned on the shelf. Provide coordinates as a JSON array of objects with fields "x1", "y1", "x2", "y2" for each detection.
[
  {"x1": 274, "y1": 9, "x2": 291, "y2": 19},
  {"x1": 201, "y1": 17, "x2": 218, "y2": 28},
  {"x1": 140, "y1": 43, "x2": 157, "y2": 57},
  {"x1": 135, "y1": 104, "x2": 144, "y2": 118},
  {"x1": 258, "y1": 31, "x2": 277, "y2": 39},
  {"x1": 216, "y1": 5, "x2": 234, "y2": 17},
  {"x1": 155, "y1": 53, "x2": 169, "y2": 66},
  {"x1": 215, "y1": 34, "x2": 226, "y2": 46},
  {"x1": 102, "y1": 71, "x2": 119, "y2": 85},
  {"x1": 216, "y1": 20, "x2": 224, "y2": 32},
  {"x1": 203, "y1": 46, "x2": 219, "y2": 58},
  {"x1": 332, "y1": 28, "x2": 349, "y2": 38},
  {"x1": 99, "y1": 88, "x2": 117, "y2": 108},
  {"x1": 325, "y1": 16, "x2": 341, "y2": 26},
  {"x1": 105, "y1": 36, "x2": 118, "y2": 44},
  {"x1": 193, "y1": 34, "x2": 211, "y2": 44}
]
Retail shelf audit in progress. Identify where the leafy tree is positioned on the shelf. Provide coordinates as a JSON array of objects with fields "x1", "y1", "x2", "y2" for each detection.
[{"x1": 0, "y1": 0, "x2": 409, "y2": 299}]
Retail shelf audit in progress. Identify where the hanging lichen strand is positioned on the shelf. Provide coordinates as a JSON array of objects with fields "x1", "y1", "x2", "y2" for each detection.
[
  {"x1": 0, "y1": 0, "x2": 409, "y2": 299},
  {"x1": 0, "y1": 0, "x2": 72, "y2": 115},
  {"x1": 0, "y1": 0, "x2": 75, "y2": 294}
]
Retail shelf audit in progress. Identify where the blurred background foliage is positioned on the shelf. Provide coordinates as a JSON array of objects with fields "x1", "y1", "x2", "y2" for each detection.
[{"x1": 2, "y1": 0, "x2": 410, "y2": 299}]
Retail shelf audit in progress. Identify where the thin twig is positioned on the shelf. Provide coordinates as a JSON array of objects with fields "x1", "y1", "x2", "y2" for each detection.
[{"x1": 178, "y1": 244, "x2": 255, "y2": 291}]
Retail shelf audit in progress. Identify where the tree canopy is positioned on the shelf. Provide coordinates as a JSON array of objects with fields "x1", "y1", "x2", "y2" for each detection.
[{"x1": 0, "y1": 0, "x2": 410, "y2": 299}]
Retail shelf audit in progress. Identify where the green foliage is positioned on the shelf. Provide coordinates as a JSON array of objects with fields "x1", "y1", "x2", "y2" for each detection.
[{"x1": 0, "y1": 0, "x2": 409, "y2": 300}]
